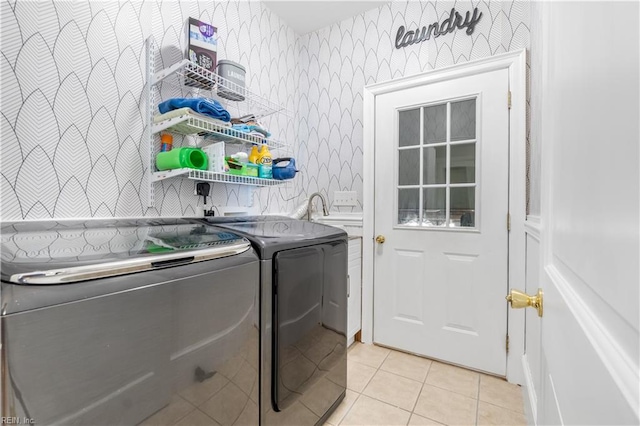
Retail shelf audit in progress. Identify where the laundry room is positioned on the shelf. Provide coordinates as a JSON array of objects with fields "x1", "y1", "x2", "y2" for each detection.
[{"x1": 1, "y1": 1, "x2": 638, "y2": 426}]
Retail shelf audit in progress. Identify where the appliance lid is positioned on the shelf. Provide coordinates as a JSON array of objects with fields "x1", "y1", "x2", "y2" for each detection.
[
  {"x1": 1, "y1": 219, "x2": 251, "y2": 285},
  {"x1": 199, "y1": 216, "x2": 348, "y2": 259}
]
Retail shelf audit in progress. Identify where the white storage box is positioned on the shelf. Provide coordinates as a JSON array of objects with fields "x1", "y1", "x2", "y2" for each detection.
[{"x1": 202, "y1": 142, "x2": 226, "y2": 173}]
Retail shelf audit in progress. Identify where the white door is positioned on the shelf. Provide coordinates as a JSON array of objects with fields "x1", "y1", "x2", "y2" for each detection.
[
  {"x1": 524, "y1": 1, "x2": 639, "y2": 424},
  {"x1": 373, "y1": 69, "x2": 510, "y2": 375}
]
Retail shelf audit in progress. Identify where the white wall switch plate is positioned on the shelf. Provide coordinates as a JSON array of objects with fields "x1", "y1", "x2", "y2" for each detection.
[{"x1": 334, "y1": 191, "x2": 358, "y2": 207}]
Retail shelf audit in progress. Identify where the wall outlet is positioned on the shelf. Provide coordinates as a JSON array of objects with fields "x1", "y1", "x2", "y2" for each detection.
[{"x1": 334, "y1": 191, "x2": 357, "y2": 207}]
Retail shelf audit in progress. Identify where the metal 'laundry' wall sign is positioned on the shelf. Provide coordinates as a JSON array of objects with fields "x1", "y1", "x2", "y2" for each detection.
[{"x1": 395, "y1": 7, "x2": 483, "y2": 49}]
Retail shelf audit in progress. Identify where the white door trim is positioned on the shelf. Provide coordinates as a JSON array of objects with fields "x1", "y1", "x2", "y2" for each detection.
[
  {"x1": 522, "y1": 215, "x2": 542, "y2": 425},
  {"x1": 362, "y1": 49, "x2": 527, "y2": 384}
]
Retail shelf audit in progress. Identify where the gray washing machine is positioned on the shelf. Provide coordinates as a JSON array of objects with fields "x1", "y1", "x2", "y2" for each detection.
[
  {"x1": 199, "y1": 216, "x2": 348, "y2": 426},
  {"x1": 0, "y1": 219, "x2": 260, "y2": 425}
]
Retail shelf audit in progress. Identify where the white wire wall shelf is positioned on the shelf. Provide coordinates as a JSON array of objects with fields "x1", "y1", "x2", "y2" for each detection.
[
  {"x1": 145, "y1": 38, "x2": 291, "y2": 208},
  {"x1": 152, "y1": 114, "x2": 287, "y2": 150},
  {"x1": 151, "y1": 168, "x2": 285, "y2": 187},
  {"x1": 153, "y1": 60, "x2": 287, "y2": 118}
]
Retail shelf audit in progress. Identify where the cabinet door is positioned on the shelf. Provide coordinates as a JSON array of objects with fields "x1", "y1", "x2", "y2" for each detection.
[{"x1": 348, "y1": 239, "x2": 362, "y2": 339}]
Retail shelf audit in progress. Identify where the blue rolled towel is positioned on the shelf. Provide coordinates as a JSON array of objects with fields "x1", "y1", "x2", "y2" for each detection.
[
  {"x1": 158, "y1": 97, "x2": 231, "y2": 122},
  {"x1": 232, "y1": 124, "x2": 251, "y2": 133},
  {"x1": 231, "y1": 123, "x2": 271, "y2": 137}
]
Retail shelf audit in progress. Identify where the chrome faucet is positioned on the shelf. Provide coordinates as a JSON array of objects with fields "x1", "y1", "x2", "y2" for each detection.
[{"x1": 307, "y1": 192, "x2": 329, "y2": 221}]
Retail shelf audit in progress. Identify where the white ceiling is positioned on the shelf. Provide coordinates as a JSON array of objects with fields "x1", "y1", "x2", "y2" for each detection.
[{"x1": 264, "y1": 1, "x2": 390, "y2": 35}]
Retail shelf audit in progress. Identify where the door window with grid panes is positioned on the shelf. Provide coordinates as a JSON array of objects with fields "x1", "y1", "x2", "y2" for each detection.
[{"x1": 397, "y1": 98, "x2": 477, "y2": 228}]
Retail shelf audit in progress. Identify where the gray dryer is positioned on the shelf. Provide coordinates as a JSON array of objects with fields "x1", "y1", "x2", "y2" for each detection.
[{"x1": 199, "y1": 216, "x2": 348, "y2": 426}]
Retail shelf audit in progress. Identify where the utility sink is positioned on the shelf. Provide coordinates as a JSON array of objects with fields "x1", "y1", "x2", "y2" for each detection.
[{"x1": 311, "y1": 213, "x2": 363, "y2": 238}]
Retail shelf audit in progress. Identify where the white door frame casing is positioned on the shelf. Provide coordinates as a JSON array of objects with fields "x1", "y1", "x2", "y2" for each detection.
[{"x1": 362, "y1": 49, "x2": 527, "y2": 384}]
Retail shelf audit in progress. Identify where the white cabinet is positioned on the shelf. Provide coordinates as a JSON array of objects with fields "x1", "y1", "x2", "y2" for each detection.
[{"x1": 347, "y1": 238, "x2": 362, "y2": 343}]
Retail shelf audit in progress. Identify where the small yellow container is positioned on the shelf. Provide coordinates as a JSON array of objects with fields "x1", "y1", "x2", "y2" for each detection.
[{"x1": 248, "y1": 146, "x2": 260, "y2": 164}]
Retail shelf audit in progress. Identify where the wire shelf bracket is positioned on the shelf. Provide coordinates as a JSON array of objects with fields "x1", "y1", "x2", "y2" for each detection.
[{"x1": 146, "y1": 38, "x2": 155, "y2": 208}]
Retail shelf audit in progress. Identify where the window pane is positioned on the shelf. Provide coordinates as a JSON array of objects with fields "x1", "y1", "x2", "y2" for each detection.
[
  {"x1": 450, "y1": 143, "x2": 476, "y2": 183},
  {"x1": 450, "y1": 187, "x2": 475, "y2": 227},
  {"x1": 399, "y1": 109, "x2": 420, "y2": 147},
  {"x1": 451, "y1": 99, "x2": 476, "y2": 141},
  {"x1": 399, "y1": 148, "x2": 420, "y2": 185},
  {"x1": 423, "y1": 145, "x2": 446, "y2": 185},
  {"x1": 424, "y1": 104, "x2": 446, "y2": 144},
  {"x1": 422, "y1": 188, "x2": 446, "y2": 227},
  {"x1": 398, "y1": 188, "x2": 420, "y2": 225}
]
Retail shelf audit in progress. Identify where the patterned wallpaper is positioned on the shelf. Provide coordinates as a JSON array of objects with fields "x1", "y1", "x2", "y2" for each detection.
[
  {"x1": 1, "y1": 0, "x2": 530, "y2": 221},
  {"x1": 297, "y1": 0, "x2": 530, "y2": 212},
  {"x1": 1, "y1": 0, "x2": 301, "y2": 221},
  {"x1": 528, "y1": 0, "x2": 541, "y2": 216}
]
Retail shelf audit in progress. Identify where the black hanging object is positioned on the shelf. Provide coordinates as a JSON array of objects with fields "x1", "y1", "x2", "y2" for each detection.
[{"x1": 196, "y1": 182, "x2": 211, "y2": 205}]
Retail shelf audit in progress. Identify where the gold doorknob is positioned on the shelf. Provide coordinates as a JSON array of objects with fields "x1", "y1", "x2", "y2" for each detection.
[
  {"x1": 375, "y1": 235, "x2": 386, "y2": 244},
  {"x1": 506, "y1": 288, "x2": 543, "y2": 317}
]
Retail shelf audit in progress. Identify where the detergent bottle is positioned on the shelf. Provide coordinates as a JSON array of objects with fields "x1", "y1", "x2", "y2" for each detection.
[
  {"x1": 257, "y1": 145, "x2": 272, "y2": 165},
  {"x1": 248, "y1": 146, "x2": 260, "y2": 164},
  {"x1": 257, "y1": 145, "x2": 273, "y2": 178},
  {"x1": 160, "y1": 134, "x2": 173, "y2": 152}
]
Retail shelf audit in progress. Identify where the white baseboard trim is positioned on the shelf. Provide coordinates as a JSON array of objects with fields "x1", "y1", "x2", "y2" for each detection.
[{"x1": 521, "y1": 354, "x2": 538, "y2": 425}]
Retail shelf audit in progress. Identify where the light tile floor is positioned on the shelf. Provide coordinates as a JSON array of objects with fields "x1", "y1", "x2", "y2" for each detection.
[
  {"x1": 327, "y1": 343, "x2": 526, "y2": 426},
  {"x1": 140, "y1": 342, "x2": 526, "y2": 426}
]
